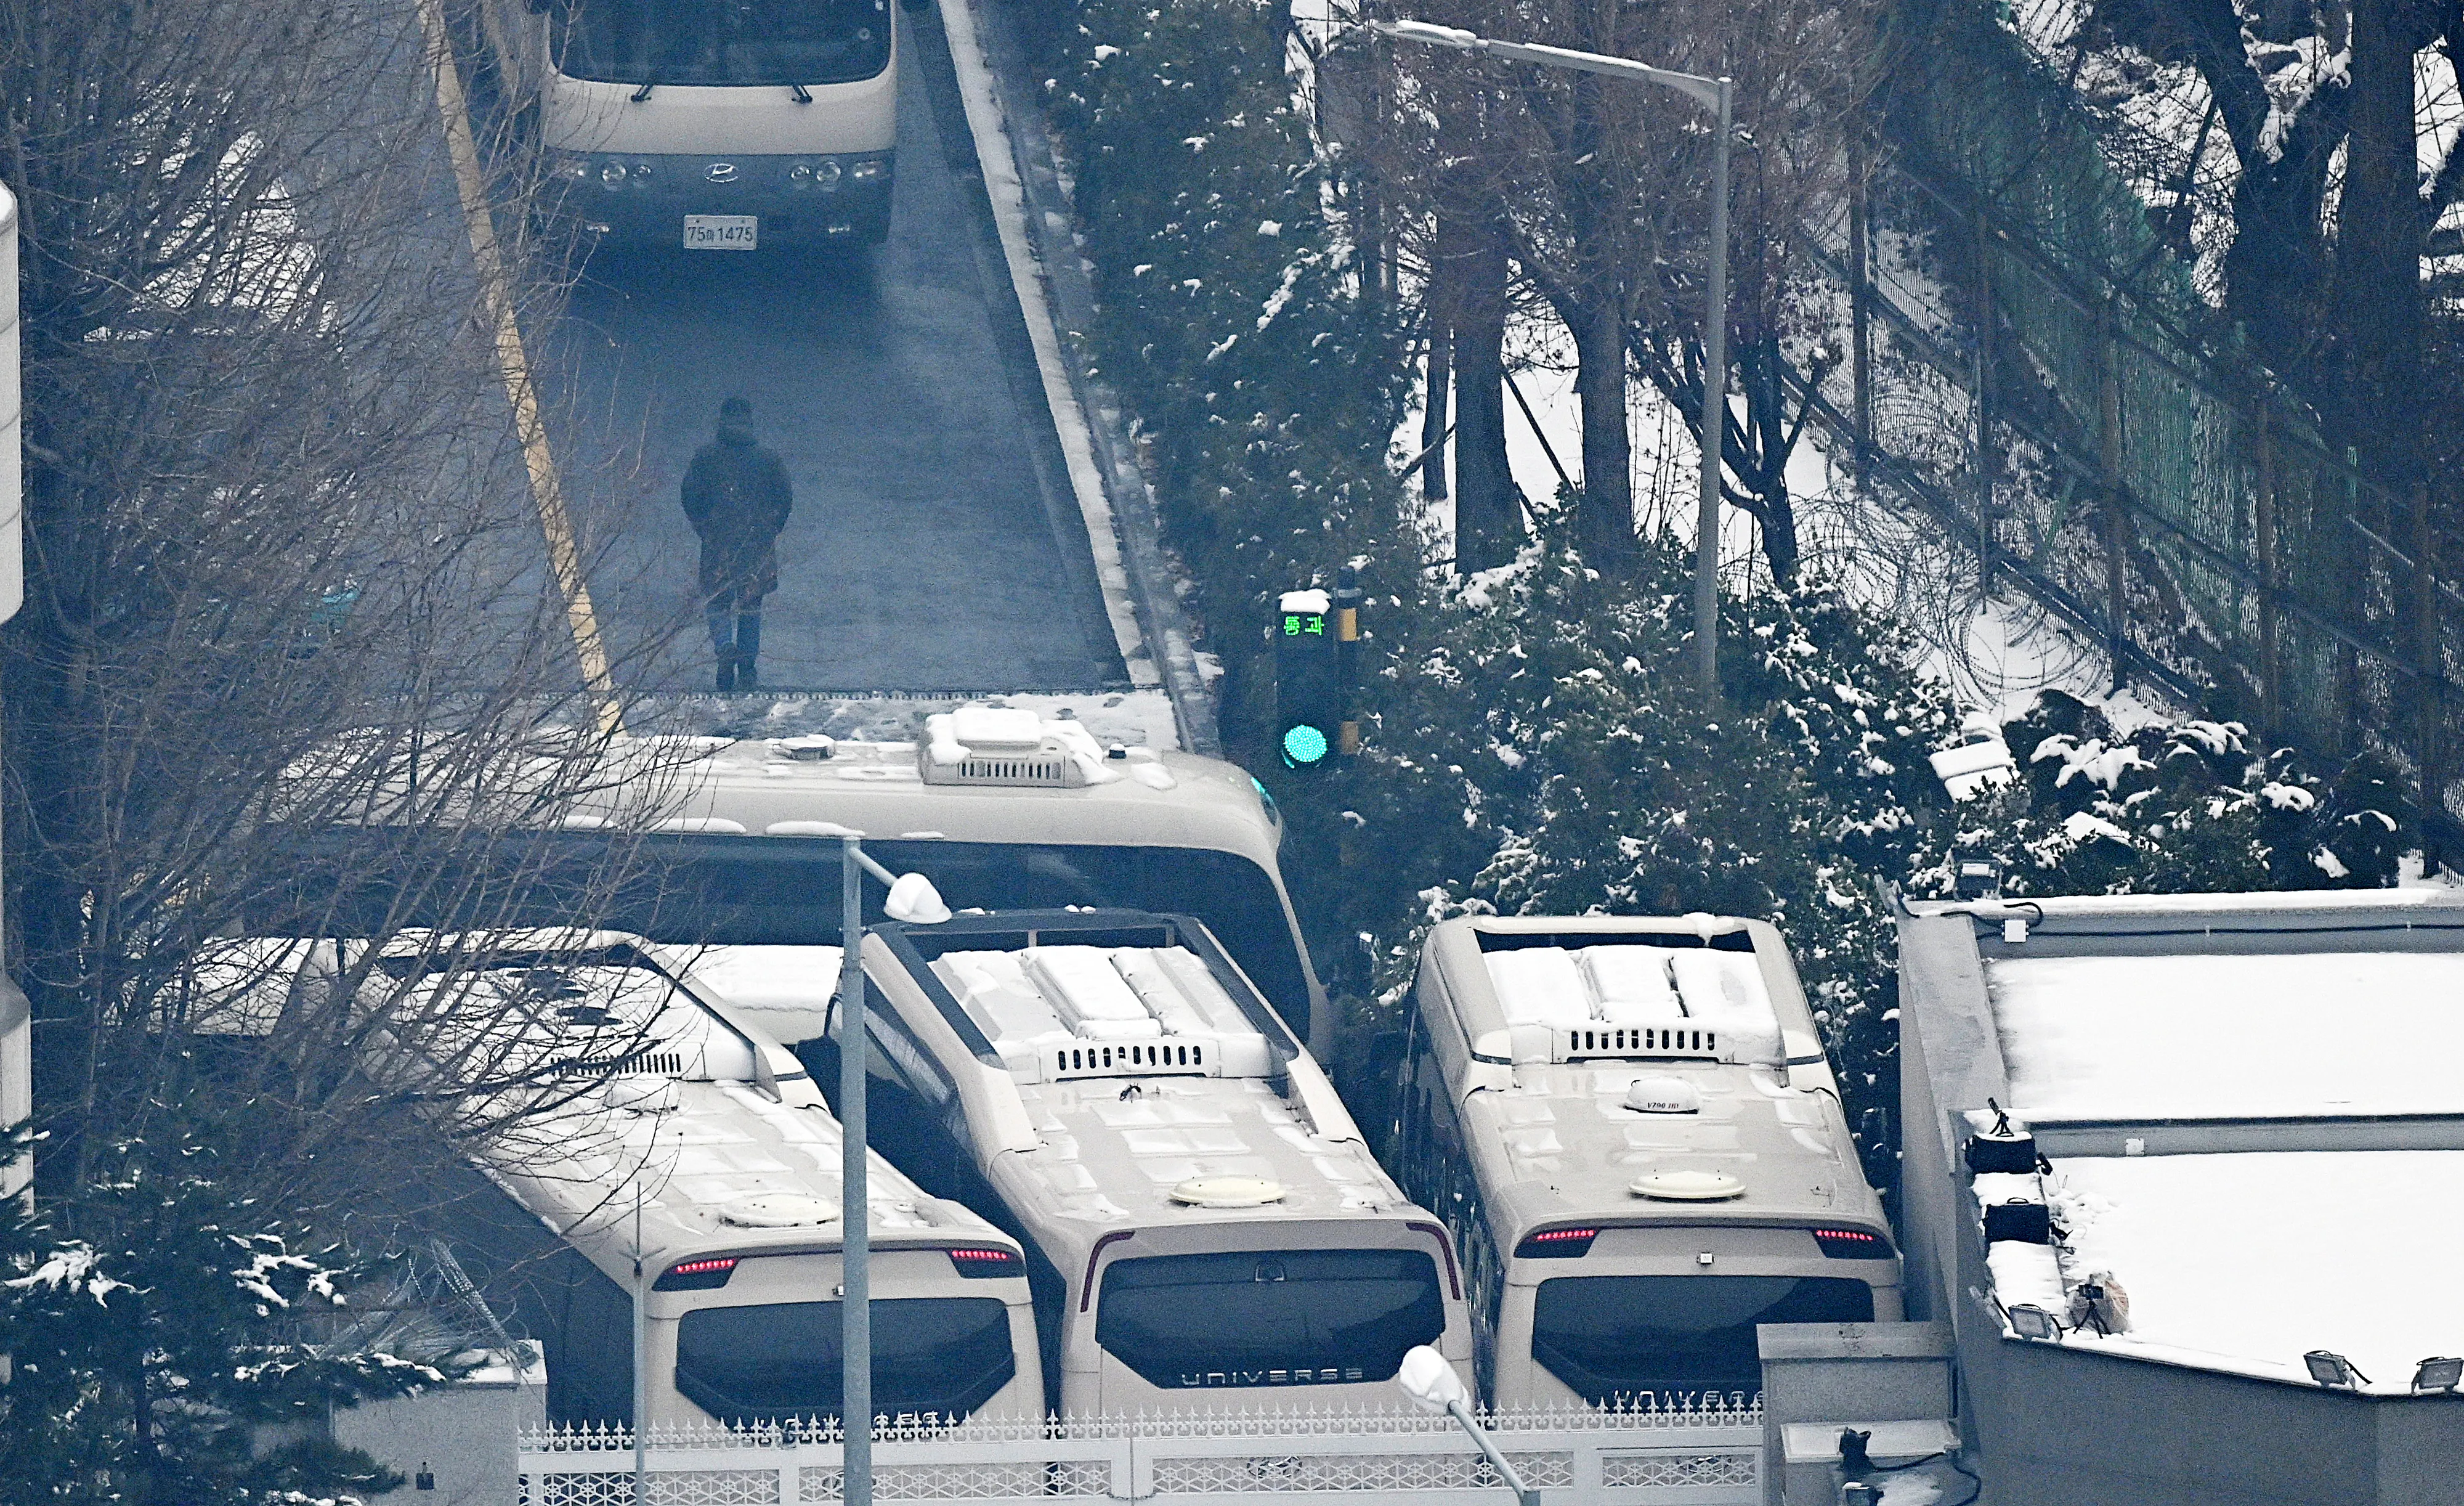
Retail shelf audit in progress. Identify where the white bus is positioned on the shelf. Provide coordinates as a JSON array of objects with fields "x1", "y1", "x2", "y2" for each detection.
[
  {"x1": 854, "y1": 908, "x2": 1473, "y2": 1415},
  {"x1": 480, "y1": 0, "x2": 898, "y2": 250},
  {"x1": 367, "y1": 931, "x2": 1044, "y2": 1430},
  {"x1": 1392, "y1": 915, "x2": 1902, "y2": 1409},
  {"x1": 314, "y1": 709, "x2": 1331, "y2": 1051}
]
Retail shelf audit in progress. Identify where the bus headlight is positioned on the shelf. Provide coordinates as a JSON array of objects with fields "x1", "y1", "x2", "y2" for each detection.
[
  {"x1": 813, "y1": 158, "x2": 843, "y2": 190},
  {"x1": 631, "y1": 161, "x2": 654, "y2": 180},
  {"x1": 849, "y1": 158, "x2": 886, "y2": 183},
  {"x1": 598, "y1": 162, "x2": 628, "y2": 189},
  {"x1": 788, "y1": 162, "x2": 812, "y2": 183},
  {"x1": 552, "y1": 155, "x2": 591, "y2": 182}
]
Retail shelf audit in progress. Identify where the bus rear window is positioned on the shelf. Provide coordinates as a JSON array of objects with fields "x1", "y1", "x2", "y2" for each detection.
[
  {"x1": 555, "y1": 0, "x2": 891, "y2": 88},
  {"x1": 1531, "y1": 1275, "x2": 1873, "y2": 1403},
  {"x1": 1096, "y1": 1250, "x2": 1443, "y2": 1389},
  {"x1": 673, "y1": 1298, "x2": 1013, "y2": 1424}
]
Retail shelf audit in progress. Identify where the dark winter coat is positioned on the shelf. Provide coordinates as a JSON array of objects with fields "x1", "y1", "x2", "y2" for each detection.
[{"x1": 681, "y1": 431, "x2": 793, "y2": 601}]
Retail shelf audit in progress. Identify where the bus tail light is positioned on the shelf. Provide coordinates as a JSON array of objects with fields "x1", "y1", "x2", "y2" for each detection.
[
  {"x1": 947, "y1": 1247, "x2": 1023, "y2": 1278},
  {"x1": 1514, "y1": 1227, "x2": 1599, "y2": 1259},
  {"x1": 1812, "y1": 1227, "x2": 1894, "y2": 1259},
  {"x1": 654, "y1": 1256, "x2": 739, "y2": 1290}
]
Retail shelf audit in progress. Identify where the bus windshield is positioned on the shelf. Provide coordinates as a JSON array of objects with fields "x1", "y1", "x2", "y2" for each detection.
[
  {"x1": 1531, "y1": 1274, "x2": 1874, "y2": 1402},
  {"x1": 1095, "y1": 1250, "x2": 1444, "y2": 1389},
  {"x1": 673, "y1": 1297, "x2": 1013, "y2": 1424},
  {"x1": 554, "y1": 0, "x2": 892, "y2": 88}
]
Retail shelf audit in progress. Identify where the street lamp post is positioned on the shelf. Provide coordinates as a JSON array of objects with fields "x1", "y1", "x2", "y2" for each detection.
[
  {"x1": 1368, "y1": 20, "x2": 1733, "y2": 708},
  {"x1": 1395, "y1": 1346, "x2": 1536, "y2": 1506},
  {"x1": 832, "y1": 837, "x2": 951, "y2": 1506}
]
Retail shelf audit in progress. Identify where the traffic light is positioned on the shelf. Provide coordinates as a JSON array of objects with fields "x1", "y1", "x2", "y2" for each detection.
[{"x1": 1274, "y1": 588, "x2": 1339, "y2": 769}]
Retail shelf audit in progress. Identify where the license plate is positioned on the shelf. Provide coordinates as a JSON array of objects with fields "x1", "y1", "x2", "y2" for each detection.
[{"x1": 683, "y1": 214, "x2": 759, "y2": 251}]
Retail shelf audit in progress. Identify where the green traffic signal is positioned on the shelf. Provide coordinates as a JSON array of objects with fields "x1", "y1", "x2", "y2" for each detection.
[{"x1": 1281, "y1": 723, "x2": 1331, "y2": 768}]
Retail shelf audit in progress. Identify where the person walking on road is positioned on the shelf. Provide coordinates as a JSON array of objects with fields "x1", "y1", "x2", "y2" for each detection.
[{"x1": 681, "y1": 395, "x2": 793, "y2": 691}]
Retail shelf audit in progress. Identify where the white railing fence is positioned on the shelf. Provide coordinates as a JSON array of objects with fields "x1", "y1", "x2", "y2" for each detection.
[{"x1": 517, "y1": 1403, "x2": 1765, "y2": 1506}]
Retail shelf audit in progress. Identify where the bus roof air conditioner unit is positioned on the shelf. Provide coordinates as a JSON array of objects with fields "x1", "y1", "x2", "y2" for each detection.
[{"x1": 920, "y1": 707, "x2": 1104, "y2": 788}]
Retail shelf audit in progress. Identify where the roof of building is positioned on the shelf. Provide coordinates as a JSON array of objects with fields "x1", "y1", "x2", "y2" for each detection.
[{"x1": 1902, "y1": 890, "x2": 2464, "y2": 1393}]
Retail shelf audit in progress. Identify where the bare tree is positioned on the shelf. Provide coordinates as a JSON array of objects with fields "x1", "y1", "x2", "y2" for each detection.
[
  {"x1": 0, "y1": 0, "x2": 709, "y2": 1229},
  {"x1": 2055, "y1": 0, "x2": 2464, "y2": 496},
  {"x1": 1345, "y1": 0, "x2": 1887, "y2": 580}
]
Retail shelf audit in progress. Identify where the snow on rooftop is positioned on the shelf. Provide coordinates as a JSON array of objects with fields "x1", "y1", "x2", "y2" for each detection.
[
  {"x1": 1481, "y1": 943, "x2": 1781, "y2": 1062},
  {"x1": 2047, "y1": 1151, "x2": 2464, "y2": 1388},
  {"x1": 931, "y1": 941, "x2": 1272, "y2": 1081},
  {"x1": 1985, "y1": 951, "x2": 2464, "y2": 1122},
  {"x1": 684, "y1": 945, "x2": 841, "y2": 1044}
]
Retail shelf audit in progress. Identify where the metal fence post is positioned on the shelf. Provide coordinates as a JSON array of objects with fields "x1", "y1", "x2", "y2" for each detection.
[
  {"x1": 1849, "y1": 134, "x2": 1873, "y2": 478},
  {"x1": 2340, "y1": 446, "x2": 2364, "y2": 755},
  {"x1": 2256, "y1": 407, "x2": 2280, "y2": 730},
  {"x1": 1973, "y1": 206, "x2": 1995, "y2": 595},
  {"x1": 2415, "y1": 484, "x2": 2444, "y2": 861},
  {"x1": 2098, "y1": 297, "x2": 2126, "y2": 693}
]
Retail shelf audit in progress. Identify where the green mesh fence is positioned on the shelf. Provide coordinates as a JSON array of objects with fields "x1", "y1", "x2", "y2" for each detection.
[{"x1": 1865, "y1": 0, "x2": 2458, "y2": 829}]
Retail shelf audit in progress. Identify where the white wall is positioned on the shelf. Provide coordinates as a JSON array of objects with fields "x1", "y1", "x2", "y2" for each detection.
[{"x1": 333, "y1": 1353, "x2": 547, "y2": 1506}]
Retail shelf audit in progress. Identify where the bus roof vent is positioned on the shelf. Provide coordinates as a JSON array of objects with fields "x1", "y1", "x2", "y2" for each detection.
[
  {"x1": 1170, "y1": 1175, "x2": 1286, "y2": 1208},
  {"x1": 1482, "y1": 942, "x2": 1783, "y2": 1066},
  {"x1": 920, "y1": 707, "x2": 1118, "y2": 788},
  {"x1": 719, "y1": 1193, "x2": 842, "y2": 1228},
  {"x1": 1631, "y1": 1170, "x2": 1745, "y2": 1202}
]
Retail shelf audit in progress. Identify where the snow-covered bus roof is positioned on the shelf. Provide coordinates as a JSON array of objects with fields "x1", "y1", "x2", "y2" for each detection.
[
  {"x1": 573, "y1": 721, "x2": 1284, "y2": 872},
  {"x1": 859, "y1": 911, "x2": 1428, "y2": 1237},
  {"x1": 530, "y1": 714, "x2": 1327, "y2": 1036},
  {"x1": 1416, "y1": 915, "x2": 1889, "y2": 1238},
  {"x1": 1900, "y1": 889, "x2": 2464, "y2": 1393},
  {"x1": 360, "y1": 932, "x2": 1023, "y2": 1287}
]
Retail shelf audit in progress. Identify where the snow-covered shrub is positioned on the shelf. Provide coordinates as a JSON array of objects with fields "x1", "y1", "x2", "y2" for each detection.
[
  {"x1": 1919, "y1": 690, "x2": 2419, "y2": 898},
  {"x1": 1313, "y1": 539, "x2": 1956, "y2": 1187}
]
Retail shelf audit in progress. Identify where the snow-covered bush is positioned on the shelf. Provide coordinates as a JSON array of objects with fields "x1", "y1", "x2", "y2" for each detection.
[
  {"x1": 1047, "y1": 0, "x2": 1416, "y2": 608},
  {"x1": 1306, "y1": 539, "x2": 1956, "y2": 1186},
  {"x1": 1921, "y1": 690, "x2": 2419, "y2": 898}
]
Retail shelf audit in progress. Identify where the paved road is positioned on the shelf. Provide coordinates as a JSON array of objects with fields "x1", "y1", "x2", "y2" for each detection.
[{"x1": 537, "y1": 6, "x2": 1126, "y2": 696}]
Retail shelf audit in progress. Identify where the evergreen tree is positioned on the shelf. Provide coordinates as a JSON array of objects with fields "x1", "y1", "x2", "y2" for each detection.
[{"x1": 1, "y1": 1117, "x2": 444, "y2": 1506}]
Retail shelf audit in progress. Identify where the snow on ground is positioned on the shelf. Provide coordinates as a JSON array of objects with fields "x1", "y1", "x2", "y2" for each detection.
[
  {"x1": 1389, "y1": 314, "x2": 1757, "y2": 574},
  {"x1": 1986, "y1": 950, "x2": 2464, "y2": 1121},
  {"x1": 2049, "y1": 1150, "x2": 2464, "y2": 1388},
  {"x1": 1390, "y1": 296, "x2": 2165, "y2": 727}
]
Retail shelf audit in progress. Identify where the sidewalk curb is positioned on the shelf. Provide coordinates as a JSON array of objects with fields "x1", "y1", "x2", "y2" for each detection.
[{"x1": 938, "y1": 0, "x2": 1222, "y2": 756}]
